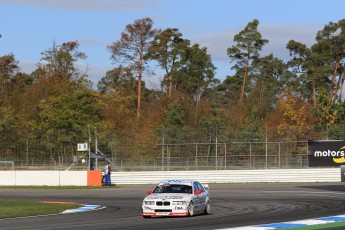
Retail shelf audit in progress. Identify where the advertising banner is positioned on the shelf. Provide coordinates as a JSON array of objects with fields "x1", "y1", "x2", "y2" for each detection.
[{"x1": 308, "y1": 140, "x2": 345, "y2": 167}]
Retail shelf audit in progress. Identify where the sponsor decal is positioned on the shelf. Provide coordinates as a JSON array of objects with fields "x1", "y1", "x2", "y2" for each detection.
[
  {"x1": 308, "y1": 141, "x2": 345, "y2": 167},
  {"x1": 156, "y1": 212, "x2": 171, "y2": 215},
  {"x1": 167, "y1": 180, "x2": 184, "y2": 183},
  {"x1": 313, "y1": 146, "x2": 345, "y2": 163},
  {"x1": 147, "y1": 195, "x2": 184, "y2": 200}
]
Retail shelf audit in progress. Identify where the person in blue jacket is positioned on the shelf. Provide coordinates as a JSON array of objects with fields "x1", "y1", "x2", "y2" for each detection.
[{"x1": 104, "y1": 161, "x2": 111, "y2": 186}]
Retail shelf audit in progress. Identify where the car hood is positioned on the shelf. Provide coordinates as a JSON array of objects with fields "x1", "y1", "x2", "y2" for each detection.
[{"x1": 144, "y1": 193, "x2": 192, "y2": 201}]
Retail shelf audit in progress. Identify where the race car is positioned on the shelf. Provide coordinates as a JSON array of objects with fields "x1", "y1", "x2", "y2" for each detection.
[{"x1": 142, "y1": 179, "x2": 211, "y2": 218}]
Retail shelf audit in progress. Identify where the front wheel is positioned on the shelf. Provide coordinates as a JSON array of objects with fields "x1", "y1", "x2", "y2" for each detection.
[
  {"x1": 188, "y1": 202, "x2": 194, "y2": 217},
  {"x1": 204, "y1": 201, "x2": 211, "y2": 215}
]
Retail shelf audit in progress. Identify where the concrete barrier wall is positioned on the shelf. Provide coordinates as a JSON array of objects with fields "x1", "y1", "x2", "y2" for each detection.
[
  {"x1": 16, "y1": 171, "x2": 60, "y2": 186},
  {"x1": 0, "y1": 171, "x2": 87, "y2": 186},
  {"x1": 0, "y1": 168, "x2": 341, "y2": 186},
  {"x1": 0, "y1": 171, "x2": 16, "y2": 186},
  {"x1": 60, "y1": 171, "x2": 87, "y2": 186}
]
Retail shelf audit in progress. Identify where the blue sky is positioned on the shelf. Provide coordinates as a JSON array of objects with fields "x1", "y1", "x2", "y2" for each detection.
[{"x1": 1, "y1": 0, "x2": 345, "y2": 88}]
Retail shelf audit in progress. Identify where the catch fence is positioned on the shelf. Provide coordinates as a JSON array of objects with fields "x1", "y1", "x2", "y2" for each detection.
[
  {"x1": 113, "y1": 141, "x2": 308, "y2": 171},
  {"x1": 1, "y1": 124, "x2": 343, "y2": 171},
  {"x1": 0, "y1": 141, "x2": 308, "y2": 171}
]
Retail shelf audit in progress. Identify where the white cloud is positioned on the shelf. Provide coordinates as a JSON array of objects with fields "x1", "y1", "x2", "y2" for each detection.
[
  {"x1": 78, "y1": 38, "x2": 106, "y2": 47},
  {"x1": 18, "y1": 61, "x2": 37, "y2": 74},
  {"x1": 193, "y1": 24, "x2": 321, "y2": 63},
  {"x1": 3, "y1": 0, "x2": 163, "y2": 11},
  {"x1": 85, "y1": 66, "x2": 111, "y2": 85},
  {"x1": 260, "y1": 24, "x2": 320, "y2": 60},
  {"x1": 16, "y1": 23, "x2": 324, "y2": 85},
  {"x1": 18, "y1": 60, "x2": 112, "y2": 86}
]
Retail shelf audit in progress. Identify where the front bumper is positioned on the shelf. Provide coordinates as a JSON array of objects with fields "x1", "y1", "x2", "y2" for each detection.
[
  {"x1": 142, "y1": 204, "x2": 189, "y2": 217},
  {"x1": 142, "y1": 211, "x2": 189, "y2": 217}
]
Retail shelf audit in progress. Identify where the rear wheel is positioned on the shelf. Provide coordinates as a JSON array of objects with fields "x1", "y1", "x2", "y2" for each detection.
[
  {"x1": 143, "y1": 215, "x2": 151, "y2": 219},
  {"x1": 204, "y1": 201, "x2": 211, "y2": 215},
  {"x1": 188, "y1": 202, "x2": 194, "y2": 217}
]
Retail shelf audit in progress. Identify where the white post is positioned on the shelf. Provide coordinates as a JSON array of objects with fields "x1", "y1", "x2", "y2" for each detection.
[
  {"x1": 95, "y1": 127, "x2": 98, "y2": 170},
  {"x1": 266, "y1": 125, "x2": 268, "y2": 169},
  {"x1": 224, "y1": 143, "x2": 227, "y2": 170},
  {"x1": 250, "y1": 141, "x2": 252, "y2": 169},
  {"x1": 195, "y1": 144, "x2": 198, "y2": 170},
  {"x1": 88, "y1": 126, "x2": 91, "y2": 170},
  {"x1": 215, "y1": 127, "x2": 218, "y2": 170},
  {"x1": 161, "y1": 137, "x2": 164, "y2": 171}
]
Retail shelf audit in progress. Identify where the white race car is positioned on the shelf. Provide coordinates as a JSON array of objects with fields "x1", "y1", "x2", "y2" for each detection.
[{"x1": 142, "y1": 179, "x2": 211, "y2": 218}]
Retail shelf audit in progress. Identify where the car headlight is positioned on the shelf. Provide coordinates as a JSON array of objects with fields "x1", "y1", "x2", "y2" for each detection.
[
  {"x1": 172, "y1": 201, "x2": 187, "y2": 205},
  {"x1": 143, "y1": 200, "x2": 155, "y2": 205}
]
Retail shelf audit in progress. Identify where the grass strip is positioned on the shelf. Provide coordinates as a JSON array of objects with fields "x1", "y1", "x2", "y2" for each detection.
[
  {"x1": 284, "y1": 221, "x2": 345, "y2": 229},
  {"x1": 0, "y1": 200, "x2": 80, "y2": 219}
]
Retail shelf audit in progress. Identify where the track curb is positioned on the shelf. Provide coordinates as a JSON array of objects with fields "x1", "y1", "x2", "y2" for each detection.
[
  {"x1": 218, "y1": 214, "x2": 345, "y2": 229},
  {"x1": 62, "y1": 204, "x2": 105, "y2": 214}
]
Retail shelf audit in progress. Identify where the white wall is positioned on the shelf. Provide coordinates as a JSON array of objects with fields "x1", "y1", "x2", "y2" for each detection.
[
  {"x1": 0, "y1": 171, "x2": 87, "y2": 186},
  {"x1": 60, "y1": 171, "x2": 87, "y2": 186},
  {"x1": 0, "y1": 171, "x2": 16, "y2": 186},
  {"x1": 16, "y1": 171, "x2": 60, "y2": 186},
  {"x1": 0, "y1": 168, "x2": 341, "y2": 186}
]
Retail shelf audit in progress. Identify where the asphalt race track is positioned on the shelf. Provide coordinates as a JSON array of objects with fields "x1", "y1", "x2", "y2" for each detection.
[{"x1": 1, "y1": 183, "x2": 345, "y2": 230}]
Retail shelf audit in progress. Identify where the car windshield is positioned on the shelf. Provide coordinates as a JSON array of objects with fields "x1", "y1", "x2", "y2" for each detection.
[{"x1": 153, "y1": 184, "x2": 192, "y2": 194}]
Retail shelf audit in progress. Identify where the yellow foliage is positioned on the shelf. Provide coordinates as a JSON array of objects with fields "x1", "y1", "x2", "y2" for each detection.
[{"x1": 276, "y1": 87, "x2": 312, "y2": 136}]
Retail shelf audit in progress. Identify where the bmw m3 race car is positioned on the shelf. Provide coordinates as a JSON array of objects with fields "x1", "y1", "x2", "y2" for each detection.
[{"x1": 142, "y1": 179, "x2": 211, "y2": 218}]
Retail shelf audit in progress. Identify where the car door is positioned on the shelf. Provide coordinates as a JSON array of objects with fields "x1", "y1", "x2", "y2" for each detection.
[
  {"x1": 196, "y1": 182, "x2": 207, "y2": 208},
  {"x1": 192, "y1": 182, "x2": 202, "y2": 212}
]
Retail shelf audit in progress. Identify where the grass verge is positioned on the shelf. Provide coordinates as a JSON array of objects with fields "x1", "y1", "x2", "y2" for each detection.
[{"x1": 0, "y1": 200, "x2": 81, "y2": 219}]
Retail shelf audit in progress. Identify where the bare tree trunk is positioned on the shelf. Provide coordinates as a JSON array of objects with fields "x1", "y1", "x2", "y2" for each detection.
[
  {"x1": 331, "y1": 59, "x2": 339, "y2": 101},
  {"x1": 339, "y1": 66, "x2": 345, "y2": 101},
  {"x1": 137, "y1": 69, "x2": 142, "y2": 124},
  {"x1": 136, "y1": 44, "x2": 144, "y2": 125},
  {"x1": 240, "y1": 58, "x2": 249, "y2": 103}
]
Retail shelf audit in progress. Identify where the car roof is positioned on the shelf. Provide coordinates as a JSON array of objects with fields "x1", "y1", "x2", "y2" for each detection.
[{"x1": 158, "y1": 179, "x2": 196, "y2": 186}]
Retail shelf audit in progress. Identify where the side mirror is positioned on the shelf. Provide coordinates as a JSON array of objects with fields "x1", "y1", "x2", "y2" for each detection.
[
  {"x1": 147, "y1": 190, "x2": 153, "y2": 195},
  {"x1": 194, "y1": 190, "x2": 202, "y2": 195}
]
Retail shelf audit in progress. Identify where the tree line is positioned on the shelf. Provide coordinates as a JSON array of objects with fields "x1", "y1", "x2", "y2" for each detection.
[{"x1": 1, "y1": 18, "x2": 345, "y2": 161}]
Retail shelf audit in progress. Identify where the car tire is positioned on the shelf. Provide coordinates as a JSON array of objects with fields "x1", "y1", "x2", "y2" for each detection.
[
  {"x1": 204, "y1": 201, "x2": 211, "y2": 215},
  {"x1": 143, "y1": 216, "x2": 151, "y2": 219},
  {"x1": 188, "y1": 202, "x2": 194, "y2": 217}
]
